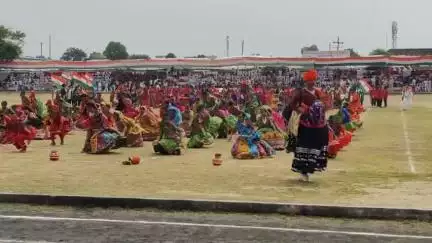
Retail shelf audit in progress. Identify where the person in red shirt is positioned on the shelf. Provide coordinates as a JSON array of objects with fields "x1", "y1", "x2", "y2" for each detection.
[{"x1": 376, "y1": 86, "x2": 385, "y2": 108}]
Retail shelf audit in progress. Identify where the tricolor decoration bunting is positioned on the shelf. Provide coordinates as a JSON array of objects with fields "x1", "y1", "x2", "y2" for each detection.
[{"x1": 2, "y1": 56, "x2": 432, "y2": 71}]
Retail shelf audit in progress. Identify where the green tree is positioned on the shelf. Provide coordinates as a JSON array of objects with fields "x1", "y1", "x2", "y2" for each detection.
[
  {"x1": 88, "y1": 52, "x2": 106, "y2": 60},
  {"x1": 347, "y1": 48, "x2": 360, "y2": 57},
  {"x1": 0, "y1": 25, "x2": 26, "y2": 60},
  {"x1": 196, "y1": 54, "x2": 206, "y2": 58},
  {"x1": 103, "y1": 41, "x2": 129, "y2": 60},
  {"x1": 369, "y1": 48, "x2": 390, "y2": 56},
  {"x1": 61, "y1": 47, "x2": 87, "y2": 61},
  {"x1": 165, "y1": 52, "x2": 176, "y2": 58},
  {"x1": 129, "y1": 54, "x2": 150, "y2": 59}
]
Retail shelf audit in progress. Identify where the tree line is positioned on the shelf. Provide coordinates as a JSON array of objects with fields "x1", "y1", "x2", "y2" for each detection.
[
  {"x1": 1, "y1": 25, "x2": 391, "y2": 61},
  {"x1": 60, "y1": 42, "x2": 178, "y2": 61}
]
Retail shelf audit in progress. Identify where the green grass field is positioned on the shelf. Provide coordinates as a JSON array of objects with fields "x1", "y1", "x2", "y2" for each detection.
[{"x1": 1, "y1": 92, "x2": 431, "y2": 208}]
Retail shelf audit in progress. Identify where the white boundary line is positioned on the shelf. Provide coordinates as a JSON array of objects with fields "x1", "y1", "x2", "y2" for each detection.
[
  {"x1": 0, "y1": 215, "x2": 432, "y2": 240},
  {"x1": 400, "y1": 111, "x2": 416, "y2": 173}
]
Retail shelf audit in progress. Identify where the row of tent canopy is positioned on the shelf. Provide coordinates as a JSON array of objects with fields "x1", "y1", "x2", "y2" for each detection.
[{"x1": 2, "y1": 56, "x2": 432, "y2": 71}]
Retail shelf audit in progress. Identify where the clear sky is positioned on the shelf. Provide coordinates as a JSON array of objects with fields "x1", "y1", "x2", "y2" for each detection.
[{"x1": 1, "y1": 0, "x2": 430, "y2": 58}]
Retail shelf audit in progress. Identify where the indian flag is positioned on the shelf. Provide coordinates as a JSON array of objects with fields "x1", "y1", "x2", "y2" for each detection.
[
  {"x1": 51, "y1": 74, "x2": 67, "y2": 87},
  {"x1": 359, "y1": 79, "x2": 372, "y2": 93},
  {"x1": 84, "y1": 72, "x2": 94, "y2": 82},
  {"x1": 71, "y1": 72, "x2": 92, "y2": 88},
  {"x1": 62, "y1": 72, "x2": 73, "y2": 81}
]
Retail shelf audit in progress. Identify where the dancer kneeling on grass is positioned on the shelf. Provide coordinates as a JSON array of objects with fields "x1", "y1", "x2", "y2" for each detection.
[
  {"x1": 256, "y1": 105, "x2": 286, "y2": 150},
  {"x1": 137, "y1": 106, "x2": 161, "y2": 141},
  {"x1": 180, "y1": 105, "x2": 194, "y2": 137},
  {"x1": 187, "y1": 104, "x2": 214, "y2": 148},
  {"x1": 289, "y1": 69, "x2": 329, "y2": 182},
  {"x1": 113, "y1": 111, "x2": 144, "y2": 147},
  {"x1": 340, "y1": 101, "x2": 361, "y2": 132},
  {"x1": 211, "y1": 101, "x2": 235, "y2": 139},
  {"x1": 82, "y1": 101, "x2": 123, "y2": 154},
  {"x1": 153, "y1": 104, "x2": 184, "y2": 155},
  {"x1": 329, "y1": 112, "x2": 353, "y2": 149},
  {"x1": 231, "y1": 113, "x2": 275, "y2": 160}
]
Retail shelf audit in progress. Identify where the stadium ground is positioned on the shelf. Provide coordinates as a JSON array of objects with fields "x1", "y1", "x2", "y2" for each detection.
[{"x1": 0, "y1": 93, "x2": 431, "y2": 208}]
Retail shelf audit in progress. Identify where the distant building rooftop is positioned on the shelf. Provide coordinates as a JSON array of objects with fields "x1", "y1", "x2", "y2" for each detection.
[
  {"x1": 301, "y1": 50, "x2": 350, "y2": 58},
  {"x1": 21, "y1": 56, "x2": 48, "y2": 60},
  {"x1": 388, "y1": 48, "x2": 432, "y2": 56}
]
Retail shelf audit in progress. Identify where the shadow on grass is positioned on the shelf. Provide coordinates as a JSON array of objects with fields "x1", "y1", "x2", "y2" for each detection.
[{"x1": 285, "y1": 178, "x2": 320, "y2": 187}]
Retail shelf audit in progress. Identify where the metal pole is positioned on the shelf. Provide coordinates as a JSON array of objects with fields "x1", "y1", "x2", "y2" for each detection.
[
  {"x1": 241, "y1": 40, "x2": 244, "y2": 56},
  {"x1": 226, "y1": 36, "x2": 230, "y2": 57},
  {"x1": 332, "y1": 36, "x2": 344, "y2": 57},
  {"x1": 40, "y1": 42, "x2": 44, "y2": 57}
]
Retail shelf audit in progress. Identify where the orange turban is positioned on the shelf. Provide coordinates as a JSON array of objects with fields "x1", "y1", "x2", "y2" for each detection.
[{"x1": 303, "y1": 69, "x2": 318, "y2": 83}]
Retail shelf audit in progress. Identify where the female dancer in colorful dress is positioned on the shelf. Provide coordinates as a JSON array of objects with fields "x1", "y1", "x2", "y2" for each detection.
[
  {"x1": 82, "y1": 101, "x2": 122, "y2": 154},
  {"x1": 187, "y1": 104, "x2": 215, "y2": 148},
  {"x1": 45, "y1": 99, "x2": 70, "y2": 145},
  {"x1": 340, "y1": 101, "x2": 361, "y2": 132},
  {"x1": 100, "y1": 102, "x2": 116, "y2": 129},
  {"x1": 121, "y1": 97, "x2": 139, "y2": 119},
  {"x1": 180, "y1": 105, "x2": 193, "y2": 137},
  {"x1": 114, "y1": 111, "x2": 144, "y2": 147},
  {"x1": 137, "y1": 106, "x2": 161, "y2": 141},
  {"x1": 289, "y1": 70, "x2": 329, "y2": 182},
  {"x1": 210, "y1": 100, "x2": 233, "y2": 139},
  {"x1": 0, "y1": 107, "x2": 36, "y2": 152},
  {"x1": 231, "y1": 112, "x2": 275, "y2": 159},
  {"x1": 153, "y1": 104, "x2": 184, "y2": 155},
  {"x1": 256, "y1": 105, "x2": 286, "y2": 150}
]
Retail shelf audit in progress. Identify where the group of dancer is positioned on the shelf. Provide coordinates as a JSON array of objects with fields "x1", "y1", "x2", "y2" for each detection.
[
  {"x1": 370, "y1": 85, "x2": 389, "y2": 108},
  {"x1": 0, "y1": 69, "x2": 367, "y2": 181}
]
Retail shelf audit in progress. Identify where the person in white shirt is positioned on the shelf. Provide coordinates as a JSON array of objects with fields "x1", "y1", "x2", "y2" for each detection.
[{"x1": 401, "y1": 84, "x2": 413, "y2": 110}]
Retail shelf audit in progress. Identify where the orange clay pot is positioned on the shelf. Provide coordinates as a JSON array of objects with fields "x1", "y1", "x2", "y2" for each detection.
[
  {"x1": 50, "y1": 150, "x2": 59, "y2": 161},
  {"x1": 213, "y1": 153, "x2": 223, "y2": 166}
]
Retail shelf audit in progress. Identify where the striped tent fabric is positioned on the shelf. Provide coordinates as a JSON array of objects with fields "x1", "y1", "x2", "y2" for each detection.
[{"x1": 2, "y1": 56, "x2": 432, "y2": 71}]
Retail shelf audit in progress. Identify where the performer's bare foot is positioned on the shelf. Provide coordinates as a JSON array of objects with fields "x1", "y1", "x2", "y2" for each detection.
[
  {"x1": 51, "y1": 140, "x2": 56, "y2": 146},
  {"x1": 300, "y1": 173, "x2": 309, "y2": 182},
  {"x1": 19, "y1": 146, "x2": 27, "y2": 153}
]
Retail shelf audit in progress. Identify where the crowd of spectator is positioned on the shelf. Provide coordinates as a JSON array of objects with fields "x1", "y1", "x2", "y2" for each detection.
[
  {"x1": 0, "y1": 72, "x2": 51, "y2": 91},
  {"x1": 1, "y1": 67, "x2": 432, "y2": 93}
]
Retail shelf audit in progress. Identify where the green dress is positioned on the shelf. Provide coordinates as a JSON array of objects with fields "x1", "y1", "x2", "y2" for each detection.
[{"x1": 187, "y1": 109, "x2": 215, "y2": 148}]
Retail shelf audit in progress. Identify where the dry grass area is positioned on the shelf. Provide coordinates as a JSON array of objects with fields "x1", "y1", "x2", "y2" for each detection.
[{"x1": 1, "y1": 92, "x2": 432, "y2": 208}]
